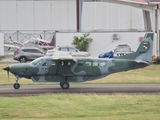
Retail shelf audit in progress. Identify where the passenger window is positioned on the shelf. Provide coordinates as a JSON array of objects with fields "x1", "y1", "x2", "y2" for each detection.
[
  {"x1": 67, "y1": 61, "x2": 73, "y2": 66},
  {"x1": 92, "y1": 62, "x2": 98, "y2": 66},
  {"x1": 78, "y1": 62, "x2": 84, "y2": 66},
  {"x1": 43, "y1": 60, "x2": 56, "y2": 66},
  {"x1": 51, "y1": 62, "x2": 56, "y2": 66},
  {"x1": 60, "y1": 61, "x2": 64, "y2": 66},
  {"x1": 99, "y1": 62, "x2": 106, "y2": 67},
  {"x1": 85, "y1": 62, "x2": 91, "y2": 66},
  {"x1": 42, "y1": 62, "x2": 48, "y2": 66}
]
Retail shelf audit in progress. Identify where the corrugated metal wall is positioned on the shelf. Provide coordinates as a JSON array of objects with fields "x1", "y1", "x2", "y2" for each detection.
[
  {"x1": 0, "y1": 0, "x2": 76, "y2": 31},
  {"x1": 0, "y1": 0, "x2": 144, "y2": 31},
  {"x1": 82, "y1": 2, "x2": 144, "y2": 31}
]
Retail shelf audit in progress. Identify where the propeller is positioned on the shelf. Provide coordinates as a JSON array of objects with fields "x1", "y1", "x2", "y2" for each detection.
[
  {"x1": 3, "y1": 66, "x2": 10, "y2": 82},
  {"x1": 40, "y1": 35, "x2": 42, "y2": 39}
]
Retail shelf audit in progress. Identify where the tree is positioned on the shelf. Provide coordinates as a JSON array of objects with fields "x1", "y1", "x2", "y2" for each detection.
[{"x1": 72, "y1": 33, "x2": 93, "y2": 52}]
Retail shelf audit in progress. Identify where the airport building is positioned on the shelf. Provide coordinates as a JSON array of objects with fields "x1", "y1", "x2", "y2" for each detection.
[{"x1": 0, "y1": 0, "x2": 159, "y2": 59}]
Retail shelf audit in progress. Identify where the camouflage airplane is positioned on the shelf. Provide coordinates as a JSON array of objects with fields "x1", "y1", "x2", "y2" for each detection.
[{"x1": 3, "y1": 33, "x2": 154, "y2": 89}]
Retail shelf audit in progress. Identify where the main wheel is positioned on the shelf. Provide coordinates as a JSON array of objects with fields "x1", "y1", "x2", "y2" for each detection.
[
  {"x1": 61, "y1": 82, "x2": 70, "y2": 89},
  {"x1": 13, "y1": 83, "x2": 20, "y2": 89},
  {"x1": 19, "y1": 57, "x2": 27, "y2": 63},
  {"x1": 60, "y1": 82, "x2": 63, "y2": 87}
]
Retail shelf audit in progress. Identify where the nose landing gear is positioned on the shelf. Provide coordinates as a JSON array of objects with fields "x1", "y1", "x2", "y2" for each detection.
[{"x1": 13, "y1": 76, "x2": 20, "y2": 89}]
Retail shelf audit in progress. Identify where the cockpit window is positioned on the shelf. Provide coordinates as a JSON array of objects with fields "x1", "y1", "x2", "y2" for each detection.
[{"x1": 31, "y1": 58, "x2": 44, "y2": 66}]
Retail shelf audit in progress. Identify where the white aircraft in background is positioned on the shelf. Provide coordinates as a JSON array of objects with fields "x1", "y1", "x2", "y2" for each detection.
[
  {"x1": 4, "y1": 35, "x2": 55, "y2": 51},
  {"x1": 23, "y1": 35, "x2": 55, "y2": 50},
  {"x1": 4, "y1": 36, "x2": 24, "y2": 50}
]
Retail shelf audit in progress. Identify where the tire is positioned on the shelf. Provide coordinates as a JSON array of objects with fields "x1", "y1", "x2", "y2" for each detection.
[
  {"x1": 19, "y1": 57, "x2": 27, "y2": 63},
  {"x1": 61, "y1": 82, "x2": 70, "y2": 89},
  {"x1": 13, "y1": 83, "x2": 20, "y2": 89},
  {"x1": 60, "y1": 82, "x2": 63, "y2": 87}
]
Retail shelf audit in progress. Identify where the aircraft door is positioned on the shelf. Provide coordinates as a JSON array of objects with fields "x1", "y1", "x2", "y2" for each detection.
[
  {"x1": 41, "y1": 60, "x2": 57, "y2": 75},
  {"x1": 58, "y1": 60, "x2": 75, "y2": 76}
]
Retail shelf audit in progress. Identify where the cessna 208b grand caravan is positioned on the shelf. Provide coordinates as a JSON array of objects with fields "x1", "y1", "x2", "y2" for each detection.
[{"x1": 3, "y1": 33, "x2": 153, "y2": 89}]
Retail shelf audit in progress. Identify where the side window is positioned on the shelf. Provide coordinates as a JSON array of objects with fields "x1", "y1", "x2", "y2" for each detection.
[
  {"x1": 22, "y1": 49, "x2": 26, "y2": 52},
  {"x1": 51, "y1": 61, "x2": 56, "y2": 66},
  {"x1": 60, "y1": 61, "x2": 64, "y2": 66},
  {"x1": 78, "y1": 61, "x2": 84, "y2": 66},
  {"x1": 57, "y1": 48, "x2": 61, "y2": 51},
  {"x1": 69, "y1": 48, "x2": 77, "y2": 52},
  {"x1": 42, "y1": 62, "x2": 48, "y2": 66},
  {"x1": 85, "y1": 62, "x2": 91, "y2": 66},
  {"x1": 22, "y1": 49, "x2": 30, "y2": 52},
  {"x1": 30, "y1": 49, "x2": 35, "y2": 53},
  {"x1": 59, "y1": 61, "x2": 73, "y2": 66},
  {"x1": 43, "y1": 60, "x2": 56, "y2": 66},
  {"x1": 60, "y1": 47, "x2": 68, "y2": 51},
  {"x1": 99, "y1": 62, "x2": 106, "y2": 67},
  {"x1": 27, "y1": 49, "x2": 34, "y2": 53},
  {"x1": 67, "y1": 61, "x2": 73, "y2": 66},
  {"x1": 33, "y1": 49, "x2": 41, "y2": 53},
  {"x1": 92, "y1": 62, "x2": 98, "y2": 66}
]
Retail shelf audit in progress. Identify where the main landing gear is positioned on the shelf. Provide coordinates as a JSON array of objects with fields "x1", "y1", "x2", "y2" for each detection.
[
  {"x1": 13, "y1": 76, "x2": 20, "y2": 89},
  {"x1": 60, "y1": 76, "x2": 70, "y2": 89}
]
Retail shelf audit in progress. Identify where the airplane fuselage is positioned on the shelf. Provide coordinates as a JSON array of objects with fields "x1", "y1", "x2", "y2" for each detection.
[{"x1": 8, "y1": 57, "x2": 147, "y2": 83}]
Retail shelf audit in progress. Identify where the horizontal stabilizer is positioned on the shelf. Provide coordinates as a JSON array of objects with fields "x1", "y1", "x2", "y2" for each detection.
[{"x1": 134, "y1": 60, "x2": 150, "y2": 65}]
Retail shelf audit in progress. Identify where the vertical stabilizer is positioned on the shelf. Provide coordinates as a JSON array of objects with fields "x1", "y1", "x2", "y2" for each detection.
[{"x1": 114, "y1": 33, "x2": 154, "y2": 63}]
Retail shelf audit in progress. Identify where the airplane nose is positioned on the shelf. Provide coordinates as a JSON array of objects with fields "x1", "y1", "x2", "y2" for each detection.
[{"x1": 3, "y1": 66, "x2": 10, "y2": 71}]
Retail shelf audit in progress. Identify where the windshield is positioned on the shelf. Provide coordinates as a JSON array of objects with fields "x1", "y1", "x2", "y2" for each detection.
[
  {"x1": 115, "y1": 46, "x2": 131, "y2": 52},
  {"x1": 31, "y1": 58, "x2": 44, "y2": 66}
]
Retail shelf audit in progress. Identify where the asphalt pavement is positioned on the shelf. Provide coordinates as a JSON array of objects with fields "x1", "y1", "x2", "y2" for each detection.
[{"x1": 0, "y1": 84, "x2": 160, "y2": 96}]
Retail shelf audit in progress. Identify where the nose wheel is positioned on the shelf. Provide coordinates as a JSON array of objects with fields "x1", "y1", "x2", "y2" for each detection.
[
  {"x1": 13, "y1": 83, "x2": 20, "y2": 89},
  {"x1": 13, "y1": 76, "x2": 20, "y2": 89}
]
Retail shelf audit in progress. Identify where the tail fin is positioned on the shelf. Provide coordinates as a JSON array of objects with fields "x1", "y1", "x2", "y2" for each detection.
[
  {"x1": 114, "y1": 33, "x2": 154, "y2": 63},
  {"x1": 49, "y1": 34, "x2": 55, "y2": 46}
]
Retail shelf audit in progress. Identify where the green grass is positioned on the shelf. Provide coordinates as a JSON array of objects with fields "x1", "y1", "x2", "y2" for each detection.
[
  {"x1": 87, "y1": 64, "x2": 160, "y2": 84},
  {"x1": 0, "y1": 94, "x2": 160, "y2": 120},
  {"x1": 0, "y1": 63, "x2": 160, "y2": 85},
  {"x1": 0, "y1": 64, "x2": 160, "y2": 120}
]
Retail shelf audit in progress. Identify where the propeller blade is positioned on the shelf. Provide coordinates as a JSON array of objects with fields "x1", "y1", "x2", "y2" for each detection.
[
  {"x1": 7, "y1": 70, "x2": 9, "y2": 82},
  {"x1": 3, "y1": 66, "x2": 10, "y2": 82}
]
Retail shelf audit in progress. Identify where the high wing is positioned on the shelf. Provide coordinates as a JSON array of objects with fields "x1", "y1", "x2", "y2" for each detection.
[
  {"x1": 31, "y1": 38, "x2": 50, "y2": 45},
  {"x1": 52, "y1": 51, "x2": 77, "y2": 62},
  {"x1": 38, "y1": 45, "x2": 54, "y2": 49},
  {"x1": 4, "y1": 44, "x2": 20, "y2": 50}
]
